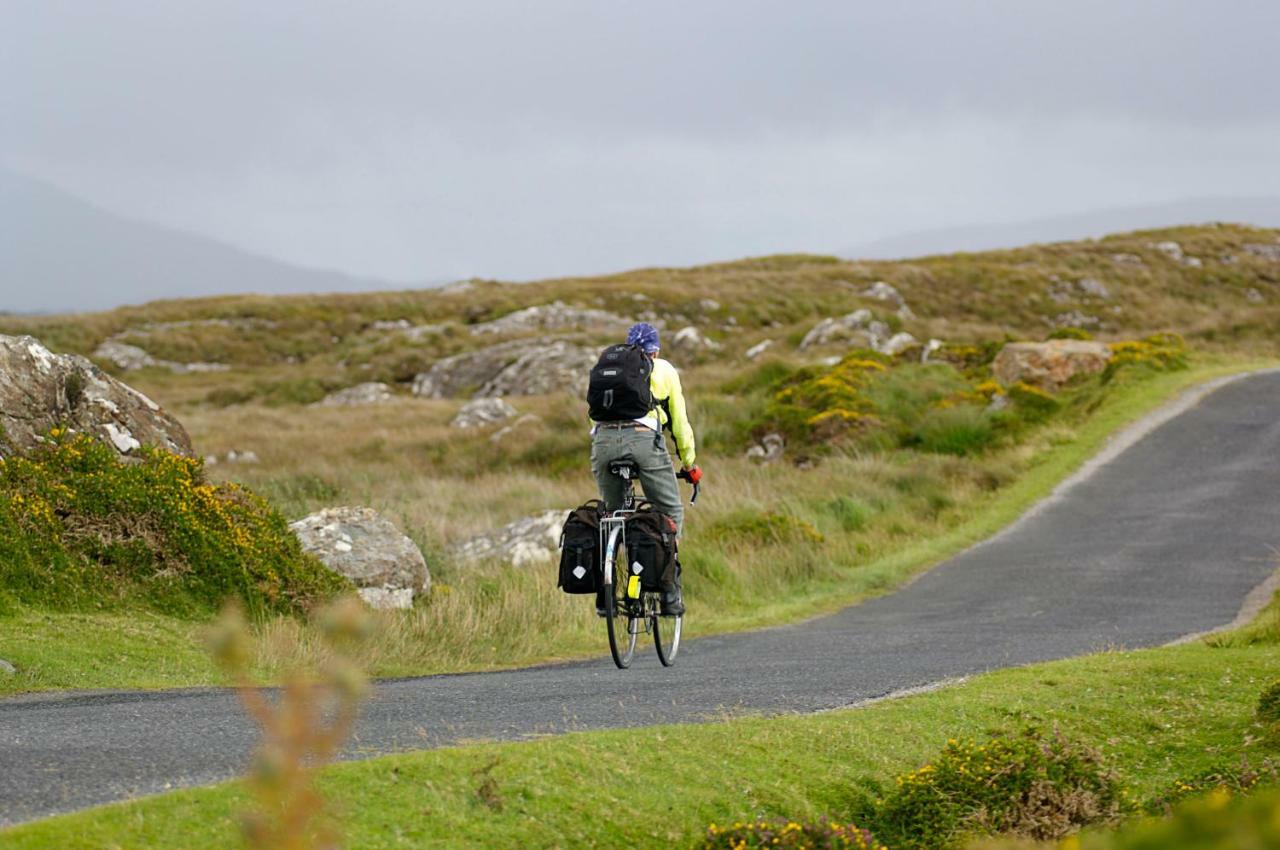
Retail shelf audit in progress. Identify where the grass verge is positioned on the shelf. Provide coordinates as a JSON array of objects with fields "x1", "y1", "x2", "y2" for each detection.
[
  {"x1": 4, "y1": 633, "x2": 1276, "y2": 847},
  {"x1": 1, "y1": 356, "x2": 1274, "y2": 697}
]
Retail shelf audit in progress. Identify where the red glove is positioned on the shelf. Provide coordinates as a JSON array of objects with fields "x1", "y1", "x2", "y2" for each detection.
[{"x1": 684, "y1": 465, "x2": 703, "y2": 485}]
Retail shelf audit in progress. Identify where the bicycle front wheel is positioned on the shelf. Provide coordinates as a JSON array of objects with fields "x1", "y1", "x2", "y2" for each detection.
[{"x1": 603, "y1": 527, "x2": 637, "y2": 669}]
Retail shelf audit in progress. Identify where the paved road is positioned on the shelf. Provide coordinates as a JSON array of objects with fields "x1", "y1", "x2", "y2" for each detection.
[{"x1": 4, "y1": 371, "x2": 1280, "y2": 826}]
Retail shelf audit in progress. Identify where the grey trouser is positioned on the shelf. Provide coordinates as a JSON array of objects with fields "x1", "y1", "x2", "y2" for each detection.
[{"x1": 591, "y1": 426, "x2": 684, "y2": 534}]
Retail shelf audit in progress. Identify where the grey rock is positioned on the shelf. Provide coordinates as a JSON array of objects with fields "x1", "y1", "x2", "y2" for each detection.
[
  {"x1": 0, "y1": 334, "x2": 193, "y2": 460},
  {"x1": 1244, "y1": 243, "x2": 1280, "y2": 262},
  {"x1": 1111, "y1": 252, "x2": 1144, "y2": 265},
  {"x1": 1076, "y1": 277, "x2": 1111, "y2": 299},
  {"x1": 317, "y1": 382, "x2": 394, "y2": 407},
  {"x1": 93, "y1": 340, "x2": 229, "y2": 375},
  {"x1": 745, "y1": 433, "x2": 785, "y2": 463},
  {"x1": 1184, "y1": 256, "x2": 1203, "y2": 268},
  {"x1": 921, "y1": 338, "x2": 945, "y2": 363},
  {"x1": 799, "y1": 309, "x2": 875, "y2": 350},
  {"x1": 290, "y1": 506, "x2": 430, "y2": 609},
  {"x1": 452, "y1": 509, "x2": 566, "y2": 568},
  {"x1": 468, "y1": 301, "x2": 629, "y2": 336},
  {"x1": 413, "y1": 339, "x2": 597, "y2": 399},
  {"x1": 368, "y1": 319, "x2": 412, "y2": 331},
  {"x1": 452, "y1": 397, "x2": 518, "y2": 429},
  {"x1": 744, "y1": 339, "x2": 774, "y2": 360},
  {"x1": 986, "y1": 394, "x2": 1010, "y2": 413},
  {"x1": 1051, "y1": 310, "x2": 1102, "y2": 330},
  {"x1": 880, "y1": 332, "x2": 918, "y2": 357},
  {"x1": 1154, "y1": 240, "x2": 1185, "y2": 262},
  {"x1": 1246, "y1": 288, "x2": 1265, "y2": 304},
  {"x1": 0, "y1": 658, "x2": 15, "y2": 675},
  {"x1": 861, "y1": 281, "x2": 915, "y2": 319},
  {"x1": 668, "y1": 326, "x2": 722, "y2": 354},
  {"x1": 699, "y1": 299, "x2": 721, "y2": 311}
]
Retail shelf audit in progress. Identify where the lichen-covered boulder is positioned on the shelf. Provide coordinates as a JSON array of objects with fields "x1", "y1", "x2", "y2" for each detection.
[
  {"x1": 316, "y1": 382, "x2": 393, "y2": 406},
  {"x1": 0, "y1": 334, "x2": 193, "y2": 459},
  {"x1": 992, "y1": 340, "x2": 1112, "y2": 390},
  {"x1": 412, "y1": 339, "x2": 597, "y2": 399},
  {"x1": 452, "y1": 397, "x2": 518, "y2": 428},
  {"x1": 289, "y1": 506, "x2": 430, "y2": 610},
  {"x1": 451, "y1": 510, "x2": 566, "y2": 568}
]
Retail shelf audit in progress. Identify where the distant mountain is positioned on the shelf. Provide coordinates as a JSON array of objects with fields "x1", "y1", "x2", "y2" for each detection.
[
  {"x1": 0, "y1": 169, "x2": 407, "y2": 313},
  {"x1": 848, "y1": 197, "x2": 1280, "y2": 260}
]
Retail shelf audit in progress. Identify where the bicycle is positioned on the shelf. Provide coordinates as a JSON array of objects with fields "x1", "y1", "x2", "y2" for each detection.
[{"x1": 598, "y1": 459, "x2": 699, "y2": 669}]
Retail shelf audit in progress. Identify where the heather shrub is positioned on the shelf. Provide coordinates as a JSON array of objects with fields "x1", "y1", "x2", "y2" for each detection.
[
  {"x1": 872, "y1": 729, "x2": 1129, "y2": 849},
  {"x1": 0, "y1": 429, "x2": 347, "y2": 617},
  {"x1": 698, "y1": 818, "x2": 885, "y2": 850},
  {"x1": 1006, "y1": 383, "x2": 1060, "y2": 423}
]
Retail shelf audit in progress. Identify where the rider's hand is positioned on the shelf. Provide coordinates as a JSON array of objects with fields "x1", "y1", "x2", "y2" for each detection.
[{"x1": 683, "y1": 465, "x2": 703, "y2": 485}]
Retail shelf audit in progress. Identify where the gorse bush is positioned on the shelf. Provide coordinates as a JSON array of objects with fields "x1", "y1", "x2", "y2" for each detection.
[
  {"x1": 767, "y1": 353, "x2": 889, "y2": 442},
  {"x1": 1147, "y1": 758, "x2": 1277, "y2": 814},
  {"x1": 698, "y1": 818, "x2": 885, "y2": 850},
  {"x1": 0, "y1": 430, "x2": 346, "y2": 617},
  {"x1": 1104, "y1": 333, "x2": 1189, "y2": 380},
  {"x1": 1065, "y1": 786, "x2": 1280, "y2": 850},
  {"x1": 871, "y1": 729, "x2": 1129, "y2": 849}
]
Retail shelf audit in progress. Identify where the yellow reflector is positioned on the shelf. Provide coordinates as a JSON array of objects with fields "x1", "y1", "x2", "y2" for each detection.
[{"x1": 627, "y1": 575, "x2": 641, "y2": 598}]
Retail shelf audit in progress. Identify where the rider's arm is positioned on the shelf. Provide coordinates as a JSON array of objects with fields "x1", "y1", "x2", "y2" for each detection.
[{"x1": 653, "y1": 359, "x2": 696, "y2": 466}]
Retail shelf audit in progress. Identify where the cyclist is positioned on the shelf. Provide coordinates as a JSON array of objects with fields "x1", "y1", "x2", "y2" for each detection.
[{"x1": 590, "y1": 322, "x2": 701, "y2": 616}]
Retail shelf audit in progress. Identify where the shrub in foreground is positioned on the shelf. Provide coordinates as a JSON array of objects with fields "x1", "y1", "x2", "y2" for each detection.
[
  {"x1": 970, "y1": 787, "x2": 1280, "y2": 850},
  {"x1": 1146, "y1": 757, "x2": 1277, "y2": 814},
  {"x1": 1256, "y1": 679, "x2": 1280, "y2": 725},
  {"x1": 698, "y1": 818, "x2": 885, "y2": 850},
  {"x1": 872, "y1": 729, "x2": 1129, "y2": 849},
  {"x1": 0, "y1": 430, "x2": 347, "y2": 617}
]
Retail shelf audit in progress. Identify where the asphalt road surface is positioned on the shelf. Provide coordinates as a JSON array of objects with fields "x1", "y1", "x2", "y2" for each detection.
[{"x1": 4, "y1": 371, "x2": 1280, "y2": 826}]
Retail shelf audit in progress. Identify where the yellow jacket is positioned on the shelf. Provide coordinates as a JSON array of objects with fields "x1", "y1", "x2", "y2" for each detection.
[{"x1": 650, "y1": 357, "x2": 696, "y2": 466}]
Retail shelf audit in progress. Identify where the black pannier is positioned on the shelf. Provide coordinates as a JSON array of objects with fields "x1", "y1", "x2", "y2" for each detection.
[
  {"x1": 587, "y1": 343, "x2": 654, "y2": 421},
  {"x1": 558, "y1": 500, "x2": 602, "y2": 594},
  {"x1": 624, "y1": 505, "x2": 678, "y2": 591}
]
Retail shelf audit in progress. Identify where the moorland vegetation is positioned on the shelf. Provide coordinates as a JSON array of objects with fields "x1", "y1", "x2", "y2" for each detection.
[{"x1": 1, "y1": 224, "x2": 1279, "y2": 691}]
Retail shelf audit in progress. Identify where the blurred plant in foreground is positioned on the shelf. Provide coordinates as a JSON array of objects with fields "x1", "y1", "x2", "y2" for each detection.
[{"x1": 209, "y1": 596, "x2": 372, "y2": 850}]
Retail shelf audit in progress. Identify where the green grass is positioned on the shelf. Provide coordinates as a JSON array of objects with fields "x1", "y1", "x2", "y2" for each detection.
[
  {"x1": 5, "y1": 636, "x2": 1275, "y2": 848},
  {"x1": 0, "y1": 610, "x2": 217, "y2": 694},
  {"x1": 2, "y1": 357, "x2": 1273, "y2": 697}
]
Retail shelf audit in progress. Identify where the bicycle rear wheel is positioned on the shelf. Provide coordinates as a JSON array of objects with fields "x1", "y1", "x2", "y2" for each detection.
[
  {"x1": 652, "y1": 597, "x2": 682, "y2": 666},
  {"x1": 603, "y1": 527, "x2": 637, "y2": 669}
]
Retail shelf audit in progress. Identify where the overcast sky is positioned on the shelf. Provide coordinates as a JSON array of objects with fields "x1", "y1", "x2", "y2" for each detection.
[{"x1": 4, "y1": 1, "x2": 1279, "y2": 285}]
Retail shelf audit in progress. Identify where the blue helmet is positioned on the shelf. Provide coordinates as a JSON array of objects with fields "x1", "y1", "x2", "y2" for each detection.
[{"x1": 627, "y1": 322, "x2": 660, "y2": 354}]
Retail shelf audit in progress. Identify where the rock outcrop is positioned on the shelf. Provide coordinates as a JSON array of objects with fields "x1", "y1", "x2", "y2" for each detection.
[
  {"x1": 799, "y1": 311, "x2": 916, "y2": 356},
  {"x1": 745, "y1": 433, "x2": 785, "y2": 463},
  {"x1": 0, "y1": 334, "x2": 193, "y2": 459},
  {"x1": 468, "y1": 301, "x2": 629, "y2": 336},
  {"x1": 1047, "y1": 276, "x2": 1110, "y2": 303},
  {"x1": 992, "y1": 340, "x2": 1112, "y2": 390},
  {"x1": 93, "y1": 340, "x2": 229, "y2": 374},
  {"x1": 799, "y1": 310, "x2": 886, "y2": 351},
  {"x1": 668, "y1": 326, "x2": 722, "y2": 355},
  {"x1": 861, "y1": 281, "x2": 915, "y2": 319},
  {"x1": 452, "y1": 397, "x2": 518, "y2": 428},
  {"x1": 412, "y1": 339, "x2": 597, "y2": 399},
  {"x1": 317, "y1": 382, "x2": 394, "y2": 406},
  {"x1": 289, "y1": 506, "x2": 430, "y2": 610},
  {"x1": 744, "y1": 339, "x2": 774, "y2": 360},
  {"x1": 451, "y1": 509, "x2": 566, "y2": 568},
  {"x1": 1244, "y1": 243, "x2": 1280, "y2": 262}
]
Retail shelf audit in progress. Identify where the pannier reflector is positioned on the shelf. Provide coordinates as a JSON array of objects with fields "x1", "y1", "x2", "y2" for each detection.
[{"x1": 572, "y1": 566, "x2": 587, "y2": 579}]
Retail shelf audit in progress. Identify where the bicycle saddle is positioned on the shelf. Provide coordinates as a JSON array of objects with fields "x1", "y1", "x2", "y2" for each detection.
[{"x1": 608, "y1": 458, "x2": 639, "y2": 480}]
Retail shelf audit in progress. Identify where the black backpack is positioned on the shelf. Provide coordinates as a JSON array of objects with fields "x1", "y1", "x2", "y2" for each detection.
[
  {"x1": 624, "y1": 505, "x2": 678, "y2": 591},
  {"x1": 558, "y1": 500, "x2": 602, "y2": 594},
  {"x1": 587, "y1": 344, "x2": 654, "y2": 421}
]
